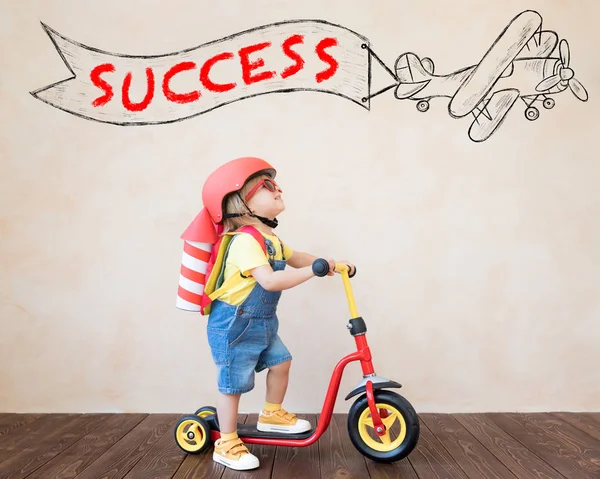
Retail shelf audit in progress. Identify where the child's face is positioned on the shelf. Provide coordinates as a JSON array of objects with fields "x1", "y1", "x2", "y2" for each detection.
[{"x1": 246, "y1": 175, "x2": 285, "y2": 218}]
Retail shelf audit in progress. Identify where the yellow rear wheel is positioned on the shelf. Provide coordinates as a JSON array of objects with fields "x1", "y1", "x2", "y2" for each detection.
[
  {"x1": 195, "y1": 406, "x2": 217, "y2": 418},
  {"x1": 348, "y1": 390, "x2": 419, "y2": 462},
  {"x1": 174, "y1": 415, "x2": 212, "y2": 454},
  {"x1": 194, "y1": 406, "x2": 219, "y2": 429}
]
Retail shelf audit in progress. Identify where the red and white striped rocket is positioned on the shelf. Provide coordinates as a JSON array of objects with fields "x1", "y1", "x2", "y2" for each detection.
[{"x1": 176, "y1": 208, "x2": 219, "y2": 312}]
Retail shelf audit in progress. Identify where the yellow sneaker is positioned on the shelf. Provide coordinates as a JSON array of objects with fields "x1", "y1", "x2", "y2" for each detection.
[
  {"x1": 212, "y1": 437, "x2": 259, "y2": 470},
  {"x1": 257, "y1": 408, "x2": 312, "y2": 434}
]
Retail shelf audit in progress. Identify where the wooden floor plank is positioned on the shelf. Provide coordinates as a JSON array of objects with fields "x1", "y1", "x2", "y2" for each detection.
[
  {"x1": 0, "y1": 414, "x2": 42, "y2": 438},
  {"x1": 26, "y1": 413, "x2": 147, "y2": 479},
  {"x1": 271, "y1": 414, "x2": 320, "y2": 479},
  {"x1": 490, "y1": 413, "x2": 600, "y2": 479},
  {"x1": 454, "y1": 413, "x2": 565, "y2": 479},
  {"x1": 552, "y1": 412, "x2": 600, "y2": 442},
  {"x1": 0, "y1": 413, "x2": 105, "y2": 479},
  {"x1": 172, "y1": 414, "x2": 248, "y2": 479},
  {"x1": 406, "y1": 416, "x2": 470, "y2": 479},
  {"x1": 0, "y1": 411, "x2": 597, "y2": 478},
  {"x1": 221, "y1": 413, "x2": 278, "y2": 479},
  {"x1": 122, "y1": 415, "x2": 187, "y2": 479},
  {"x1": 0, "y1": 414, "x2": 80, "y2": 463},
  {"x1": 420, "y1": 413, "x2": 516, "y2": 479},
  {"x1": 318, "y1": 413, "x2": 370, "y2": 479},
  {"x1": 73, "y1": 414, "x2": 179, "y2": 479},
  {"x1": 365, "y1": 456, "x2": 419, "y2": 479}
]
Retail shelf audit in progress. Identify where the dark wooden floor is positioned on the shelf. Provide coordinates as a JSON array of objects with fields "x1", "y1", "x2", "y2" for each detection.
[{"x1": 0, "y1": 411, "x2": 599, "y2": 478}]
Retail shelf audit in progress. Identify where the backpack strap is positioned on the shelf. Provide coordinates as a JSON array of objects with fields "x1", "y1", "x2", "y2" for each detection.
[
  {"x1": 207, "y1": 226, "x2": 267, "y2": 302},
  {"x1": 237, "y1": 226, "x2": 267, "y2": 255}
]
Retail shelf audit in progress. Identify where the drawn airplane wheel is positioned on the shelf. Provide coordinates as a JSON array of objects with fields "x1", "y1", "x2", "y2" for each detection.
[
  {"x1": 525, "y1": 106, "x2": 539, "y2": 121},
  {"x1": 416, "y1": 100, "x2": 430, "y2": 112},
  {"x1": 543, "y1": 98, "x2": 555, "y2": 109}
]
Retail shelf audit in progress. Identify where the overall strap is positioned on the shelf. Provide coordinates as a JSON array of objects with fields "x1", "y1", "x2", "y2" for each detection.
[
  {"x1": 266, "y1": 235, "x2": 286, "y2": 262},
  {"x1": 278, "y1": 237, "x2": 286, "y2": 261}
]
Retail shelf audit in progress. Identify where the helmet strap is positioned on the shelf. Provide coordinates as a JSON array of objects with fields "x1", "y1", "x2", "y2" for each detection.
[
  {"x1": 222, "y1": 212, "x2": 245, "y2": 219},
  {"x1": 221, "y1": 193, "x2": 279, "y2": 228},
  {"x1": 250, "y1": 214, "x2": 278, "y2": 228}
]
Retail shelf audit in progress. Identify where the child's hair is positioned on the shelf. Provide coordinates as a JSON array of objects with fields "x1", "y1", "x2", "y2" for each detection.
[{"x1": 221, "y1": 170, "x2": 273, "y2": 234}]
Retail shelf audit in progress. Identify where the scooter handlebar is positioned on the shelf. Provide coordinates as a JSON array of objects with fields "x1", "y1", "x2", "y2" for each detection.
[
  {"x1": 311, "y1": 258, "x2": 330, "y2": 277},
  {"x1": 312, "y1": 259, "x2": 356, "y2": 278}
]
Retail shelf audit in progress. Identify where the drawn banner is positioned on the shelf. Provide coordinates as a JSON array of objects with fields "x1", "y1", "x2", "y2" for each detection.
[
  {"x1": 32, "y1": 21, "x2": 374, "y2": 125},
  {"x1": 31, "y1": 10, "x2": 589, "y2": 142}
]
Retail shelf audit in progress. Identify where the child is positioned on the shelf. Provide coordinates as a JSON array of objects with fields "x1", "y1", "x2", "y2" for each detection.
[{"x1": 198, "y1": 157, "x2": 354, "y2": 470}]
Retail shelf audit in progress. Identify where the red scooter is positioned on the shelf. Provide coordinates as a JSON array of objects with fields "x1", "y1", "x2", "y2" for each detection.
[{"x1": 174, "y1": 260, "x2": 420, "y2": 463}]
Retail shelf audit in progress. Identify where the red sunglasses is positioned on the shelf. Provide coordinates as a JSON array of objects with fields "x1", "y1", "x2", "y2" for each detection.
[{"x1": 244, "y1": 178, "x2": 282, "y2": 202}]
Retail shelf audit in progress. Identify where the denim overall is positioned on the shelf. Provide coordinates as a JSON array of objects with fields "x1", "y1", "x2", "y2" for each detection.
[{"x1": 207, "y1": 235, "x2": 293, "y2": 394}]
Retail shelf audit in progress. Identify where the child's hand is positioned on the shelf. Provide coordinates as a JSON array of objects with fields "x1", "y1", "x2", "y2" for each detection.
[{"x1": 326, "y1": 259, "x2": 336, "y2": 276}]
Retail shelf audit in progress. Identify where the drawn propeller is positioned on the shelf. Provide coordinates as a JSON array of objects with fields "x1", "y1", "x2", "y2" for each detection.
[{"x1": 535, "y1": 39, "x2": 588, "y2": 101}]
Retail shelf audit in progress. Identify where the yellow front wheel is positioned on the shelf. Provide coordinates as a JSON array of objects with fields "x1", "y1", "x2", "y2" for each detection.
[
  {"x1": 347, "y1": 390, "x2": 419, "y2": 462},
  {"x1": 174, "y1": 415, "x2": 212, "y2": 454}
]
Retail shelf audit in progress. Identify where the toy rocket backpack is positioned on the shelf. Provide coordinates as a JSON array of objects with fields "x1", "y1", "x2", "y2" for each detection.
[
  {"x1": 176, "y1": 217, "x2": 266, "y2": 315},
  {"x1": 175, "y1": 156, "x2": 279, "y2": 314}
]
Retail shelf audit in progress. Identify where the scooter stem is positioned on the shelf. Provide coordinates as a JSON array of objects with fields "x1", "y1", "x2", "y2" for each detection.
[{"x1": 336, "y1": 264, "x2": 359, "y2": 318}]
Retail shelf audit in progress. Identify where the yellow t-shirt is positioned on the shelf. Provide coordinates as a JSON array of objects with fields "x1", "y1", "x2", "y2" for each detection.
[{"x1": 219, "y1": 232, "x2": 294, "y2": 306}]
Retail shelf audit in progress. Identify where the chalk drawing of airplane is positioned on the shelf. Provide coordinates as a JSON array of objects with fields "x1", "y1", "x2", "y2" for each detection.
[{"x1": 393, "y1": 10, "x2": 589, "y2": 142}]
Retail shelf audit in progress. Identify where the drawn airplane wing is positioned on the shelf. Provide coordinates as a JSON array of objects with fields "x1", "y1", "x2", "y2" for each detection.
[
  {"x1": 394, "y1": 81, "x2": 430, "y2": 99},
  {"x1": 468, "y1": 89, "x2": 520, "y2": 142},
  {"x1": 449, "y1": 10, "x2": 542, "y2": 119},
  {"x1": 516, "y1": 31, "x2": 558, "y2": 58}
]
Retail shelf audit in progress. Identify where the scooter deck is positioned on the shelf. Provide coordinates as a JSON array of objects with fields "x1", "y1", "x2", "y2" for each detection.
[
  {"x1": 214, "y1": 421, "x2": 315, "y2": 439},
  {"x1": 238, "y1": 423, "x2": 315, "y2": 439}
]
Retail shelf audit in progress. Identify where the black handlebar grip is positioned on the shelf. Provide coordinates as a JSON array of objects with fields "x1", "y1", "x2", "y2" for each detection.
[
  {"x1": 312, "y1": 258, "x2": 330, "y2": 277},
  {"x1": 348, "y1": 265, "x2": 357, "y2": 278}
]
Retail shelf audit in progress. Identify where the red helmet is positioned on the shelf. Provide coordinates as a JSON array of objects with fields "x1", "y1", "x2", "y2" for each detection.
[{"x1": 202, "y1": 157, "x2": 276, "y2": 224}]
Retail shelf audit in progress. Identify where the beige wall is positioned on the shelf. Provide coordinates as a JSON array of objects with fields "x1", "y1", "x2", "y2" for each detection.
[{"x1": 1, "y1": 0, "x2": 599, "y2": 415}]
